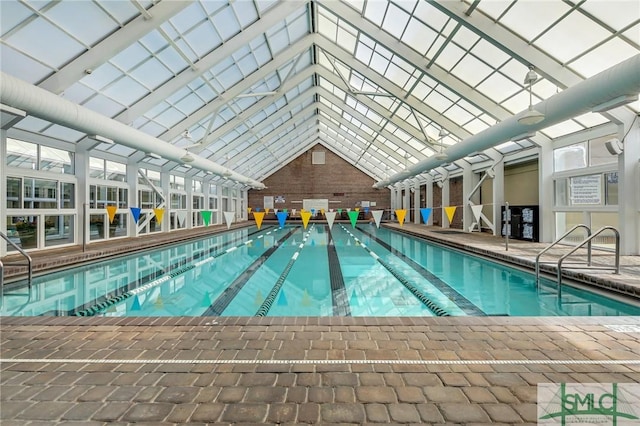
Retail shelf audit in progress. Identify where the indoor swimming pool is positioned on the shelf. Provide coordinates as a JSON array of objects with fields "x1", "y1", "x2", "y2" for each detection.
[{"x1": 1, "y1": 224, "x2": 639, "y2": 317}]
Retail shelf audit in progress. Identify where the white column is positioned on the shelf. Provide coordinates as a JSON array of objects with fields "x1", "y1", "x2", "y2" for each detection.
[
  {"x1": 425, "y1": 175, "x2": 434, "y2": 226},
  {"x1": 413, "y1": 180, "x2": 421, "y2": 224},
  {"x1": 0, "y1": 131, "x2": 7, "y2": 256},
  {"x1": 126, "y1": 159, "x2": 139, "y2": 237},
  {"x1": 538, "y1": 143, "x2": 555, "y2": 243},
  {"x1": 488, "y1": 153, "x2": 505, "y2": 237},
  {"x1": 619, "y1": 122, "x2": 640, "y2": 255},
  {"x1": 74, "y1": 147, "x2": 90, "y2": 247},
  {"x1": 403, "y1": 181, "x2": 411, "y2": 217},
  {"x1": 462, "y1": 163, "x2": 476, "y2": 232},
  {"x1": 441, "y1": 177, "x2": 450, "y2": 229},
  {"x1": 161, "y1": 169, "x2": 170, "y2": 232}
]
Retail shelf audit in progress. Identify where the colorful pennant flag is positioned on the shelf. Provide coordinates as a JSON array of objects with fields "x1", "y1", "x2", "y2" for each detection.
[
  {"x1": 106, "y1": 206, "x2": 117, "y2": 224},
  {"x1": 420, "y1": 207, "x2": 432, "y2": 225},
  {"x1": 201, "y1": 210, "x2": 211, "y2": 226},
  {"x1": 325, "y1": 211, "x2": 337, "y2": 229},
  {"x1": 445, "y1": 206, "x2": 457, "y2": 224},
  {"x1": 265, "y1": 208, "x2": 270, "y2": 215},
  {"x1": 153, "y1": 208, "x2": 164, "y2": 224},
  {"x1": 247, "y1": 207, "x2": 252, "y2": 214},
  {"x1": 471, "y1": 205, "x2": 483, "y2": 222},
  {"x1": 276, "y1": 211, "x2": 288, "y2": 228},
  {"x1": 371, "y1": 210, "x2": 383, "y2": 228},
  {"x1": 395, "y1": 209, "x2": 407, "y2": 226},
  {"x1": 347, "y1": 210, "x2": 359, "y2": 228},
  {"x1": 300, "y1": 210, "x2": 312, "y2": 229},
  {"x1": 130, "y1": 207, "x2": 141, "y2": 223},
  {"x1": 253, "y1": 211, "x2": 265, "y2": 229},
  {"x1": 176, "y1": 211, "x2": 187, "y2": 227},
  {"x1": 223, "y1": 212, "x2": 235, "y2": 229}
]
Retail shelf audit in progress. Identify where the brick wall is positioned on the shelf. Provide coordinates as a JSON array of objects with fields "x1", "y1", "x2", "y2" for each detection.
[{"x1": 248, "y1": 144, "x2": 390, "y2": 212}]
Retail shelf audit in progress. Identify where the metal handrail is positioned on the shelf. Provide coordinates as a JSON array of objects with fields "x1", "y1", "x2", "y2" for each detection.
[
  {"x1": 556, "y1": 226, "x2": 620, "y2": 298},
  {"x1": 0, "y1": 231, "x2": 33, "y2": 285},
  {"x1": 535, "y1": 224, "x2": 591, "y2": 286}
]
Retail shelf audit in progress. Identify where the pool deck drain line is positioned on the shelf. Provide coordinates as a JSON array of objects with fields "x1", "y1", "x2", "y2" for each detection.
[
  {"x1": 341, "y1": 225, "x2": 451, "y2": 317},
  {"x1": 2, "y1": 358, "x2": 639, "y2": 365}
]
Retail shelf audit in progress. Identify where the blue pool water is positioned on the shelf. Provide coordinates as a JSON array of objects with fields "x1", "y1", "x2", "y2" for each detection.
[{"x1": 2, "y1": 224, "x2": 639, "y2": 317}]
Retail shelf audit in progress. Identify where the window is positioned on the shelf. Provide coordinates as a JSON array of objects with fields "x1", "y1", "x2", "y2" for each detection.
[
  {"x1": 7, "y1": 139, "x2": 75, "y2": 173},
  {"x1": 192, "y1": 179, "x2": 203, "y2": 193},
  {"x1": 170, "y1": 175, "x2": 185, "y2": 190},
  {"x1": 193, "y1": 195, "x2": 204, "y2": 210},
  {"x1": 90, "y1": 185, "x2": 126, "y2": 208},
  {"x1": 138, "y1": 168, "x2": 161, "y2": 186},
  {"x1": 171, "y1": 193, "x2": 186, "y2": 209},
  {"x1": 554, "y1": 172, "x2": 617, "y2": 207}
]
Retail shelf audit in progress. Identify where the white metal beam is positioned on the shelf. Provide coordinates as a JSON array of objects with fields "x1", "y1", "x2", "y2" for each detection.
[
  {"x1": 38, "y1": 1, "x2": 191, "y2": 94},
  {"x1": 115, "y1": 1, "x2": 306, "y2": 124}
]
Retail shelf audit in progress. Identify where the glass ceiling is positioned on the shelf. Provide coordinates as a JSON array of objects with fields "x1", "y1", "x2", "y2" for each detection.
[{"x1": 1, "y1": 0, "x2": 638, "y2": 187}]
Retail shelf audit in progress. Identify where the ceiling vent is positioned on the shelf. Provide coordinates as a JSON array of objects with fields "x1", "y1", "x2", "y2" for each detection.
[{"x1": 312, "y1": 151, "x2": 325, "y2": 165}]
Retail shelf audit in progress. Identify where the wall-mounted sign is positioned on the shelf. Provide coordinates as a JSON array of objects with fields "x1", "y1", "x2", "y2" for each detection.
[
  {"x1": 570, "y1": 175, "x2": 601, "y2": 205},
  {"x1": 275, "y1": 195, "x2": 285, "y2": 203},
  {"x1": 264, "y1": 196, "x2": 274, "y2": 210}
]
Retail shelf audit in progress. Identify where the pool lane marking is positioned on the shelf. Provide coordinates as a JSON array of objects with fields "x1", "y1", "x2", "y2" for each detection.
[
  {"x1": 255, "y1": 226, "x2": 315, "y2": 316},
  {"x1": 340, "y1": 225, "x2": 450, "y2": 317},
  {"x1": 326, "y1": 226, "x2": 351, "y2": 317},
  {"x1": 2, "y1": 358, "x2": 638, "y2": 365},
  {"x1": 74, "y1": 227, "x2": 276, "y2": 316},
  {"x1": 203, "y1": 227, "x2": 300, "y2": 316},
  {"x1": 356, "y1": 226, "x2": 486, "y2": 316}
]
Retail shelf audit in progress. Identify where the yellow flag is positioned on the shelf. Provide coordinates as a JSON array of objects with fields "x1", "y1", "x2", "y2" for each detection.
[
  {"x1": 300, "y1": 210, "x2": 312, "y2": 229},
  {"x1": 395, "y1": 209, "x2": 407, "y2": 226},
  {"x1": 355, "y1": 207, "x2": 360, "y2": 212},
  {"x1": 253, "y1": 211, "x2": 265, "y2": 229},
  {"x1": 153, "y1": 208, "x2": 165, "y2": 224},
  {"x1": 265, "y1": 208, "x2": 270, "y2": 215},
  {"x1": 247, "y1": 207, "x2": 252, "y2": 214},
  {"x1": 445, "y1": 206, "x2": 457, "y2": 224},
  {"x1": 320, "y1": 209, "x2": 325, "y2": 215},
  {"x1": 106, "y1": 205, "x2": 117, "y2": 223}
]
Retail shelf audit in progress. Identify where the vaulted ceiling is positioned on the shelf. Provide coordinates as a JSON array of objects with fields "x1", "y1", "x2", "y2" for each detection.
[{"x1": 2, "y1": 0, "x2": 639, "y2": 189}]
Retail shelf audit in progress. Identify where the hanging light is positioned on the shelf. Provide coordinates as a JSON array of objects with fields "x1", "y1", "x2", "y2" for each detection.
[
  {"x1": 435, "y1": 127, "x2": 448, "y2": 160},
  {"x1": 181, "y1": 151, "x2": 194, "y2": 163},
  {"x1": 518, "y1": 66, "x2": 545, "y2": 125}
]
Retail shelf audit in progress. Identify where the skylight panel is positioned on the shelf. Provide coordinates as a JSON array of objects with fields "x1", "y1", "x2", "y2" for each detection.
[
  {"x1": 154, "y1": 107, "x2": 186, "y2": 128},
  {"x1": 47, "y1": 1, "x2": 117, "y2": 46},
  {"x1": 9, "y1": 18, "x2": 84, "y2": 68},
  {"x1": 252, "y1": 40, "x2": 272, "y2": 66},
  {"x1": 443, "y1": 103, "x2": 474, "y2": 126},
  {"x1": 434, "y1": 43, "x2": 466, "y2": 71},
  {"x1": 337, "y1": 26, "x2": 358, "y2": 54},
  {"x1": 382, "y1": 3, "x2": 410, "y2": 39},
  {"x1": 103, "y1": 76, "x2": 149, "y2": 106},
  {"x1": 569, "y1": 39, "x2": 638, "y2": 78},
  {"x1": 476, "y1": 72, "x2": 521, "y2": 103},
  {"x1": 355, "y1": 41, "x2": 374, "y2": 64},
  {"x1": 83, "y1": 94, "x2": 125, "y2": 118},
  {"x1": 363, "y1": 0, "x2": 386, "y2": 26},
  {"x1": 536, "y1": 11, "x2": 610, "y2": 64},
  {"x1": 186, "y1": 21, "x2": 222, "y2": 57},
  {"x1": 319, "y1": 13, "x2": 338, "y2": 40},
  {"x1": 471, "y1": 1, "x2": 511, "y2": 21},
  {"x1": 370, "y1": 52, "x2": 391, "y2": 76},
  {"x1": 540, "y1": 120, "x2": 585, "y2": 139},
  {"x1": 111, "y1": 42, "x2": 150, "y2": 72},
  {"x1": 267, "y1": 26, "x2": 290, "y2": 55},
  {"x1": 156, "y1": 46, "x2": 189, "y2": 73},
  {"x1": 43, "y1": 125, "x2": 85, "y2": 143},
  {"x1": 232, "y1": 1, "x2": 259, "y2": 28},
  {"x1": 424, "y1": 90, "x2": 454, "y2": 113},
  {"x1": 464, "y1": 118, "x2": 490, "y2": 135},
  {"x1": 385, "y1": 62, "x2": 412, "y2": 88},
  {"x1": 130, "y1": 58, "x2": 172, "y2": 90},
  {"x1": 451, "y1": 54, "x2": 493, "y2": 88},
  {"x1": 170, "y1": 2, "x2": 206, "y2": 35},
  {"x1": 498, "y1": 1, "x2": 569, "y2": 42},
  {"x1": 0, "y1": 45, "x2": 51, "y2": 84},
  {"x1": 1, "y1": 2, "x2": 34, "y2": 36},
  {"x1": 402, "y1": 18, "x2": 437, "y2": 55},
  {"x1": 174, "y1": 94, "x2": 205, "y2": 117},
  {"x1": 573, "y1": 112, "x2": 609, "y2": 128},
  {"x1": 453, "y1": 25, "x2": 480, "y2": 50},
  {"x1": 286, "y1": 8, "x2": 310, "y2": 40}
]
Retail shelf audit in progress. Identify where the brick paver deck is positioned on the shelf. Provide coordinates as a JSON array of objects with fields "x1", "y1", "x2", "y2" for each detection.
[{"x1": 2, "y1": 222, "x2": 639, "y2": 424}]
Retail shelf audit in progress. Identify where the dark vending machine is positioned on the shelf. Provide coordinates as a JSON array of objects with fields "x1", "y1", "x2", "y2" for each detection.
[{"x1": 501, "y1": 205, "x2": 539, "y2": 242}]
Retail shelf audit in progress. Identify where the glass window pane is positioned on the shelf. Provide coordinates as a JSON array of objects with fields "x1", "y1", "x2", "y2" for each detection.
[
  {"x1": 6, "y1": 138, "x2": 37, "y2": 169},
  {"x1": 9, "y1": 215, "x2": 39, "y2": 250},
  {"x1": 61, "y1": 182, "x2": 75, "y2": 208},
  {"x1": 90, "y1": 157, "x2": 105, "y2": 178},
  {"x1": 6, "y1": 177, "x2": 21, "y2": 208},
  {"x1": 109, "y1": 213, "x2": 127, "y2": 238},
  {"x1": 590, "y1": 212, "x2": 618, "y2": 250},
  {"x1": 554, "y1": 143, "x2": 587, "y2": 172},
  {"x1": 555, "y1": 212, "x2": 585, "y2": 242},
  {"x1": 44, "y1": 215, "x2": 74, "y2": 247},
  {"x1": 118, "y1": 188, "x2": 128, "y2": 208},
  {"x1": 23, "y1": 178, "x2": 57, "y2": 208},
  {"x1": 40, "y1": 146, "x2": 74, "y2": 174},
  {"x1": 554, "y1": 178, "x2": 569, "y2": 207},
  {"x1": 590, "y1": 136, "x2": 618, "y2": 167},
  {"x1": 90, "y1": 214, "x2": 105, "y2": 241},
  {"x1": 106, "y1": 160, "x2": 127, "y2": 181}
]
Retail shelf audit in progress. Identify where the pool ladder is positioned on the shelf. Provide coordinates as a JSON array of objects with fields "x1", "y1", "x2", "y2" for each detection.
[
  {"x1": 0, "y1": 231, "x2": 33, "y2": 308},
  {"x1": 535, "y1": 225, "x2": 620, "y2": 298}
]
